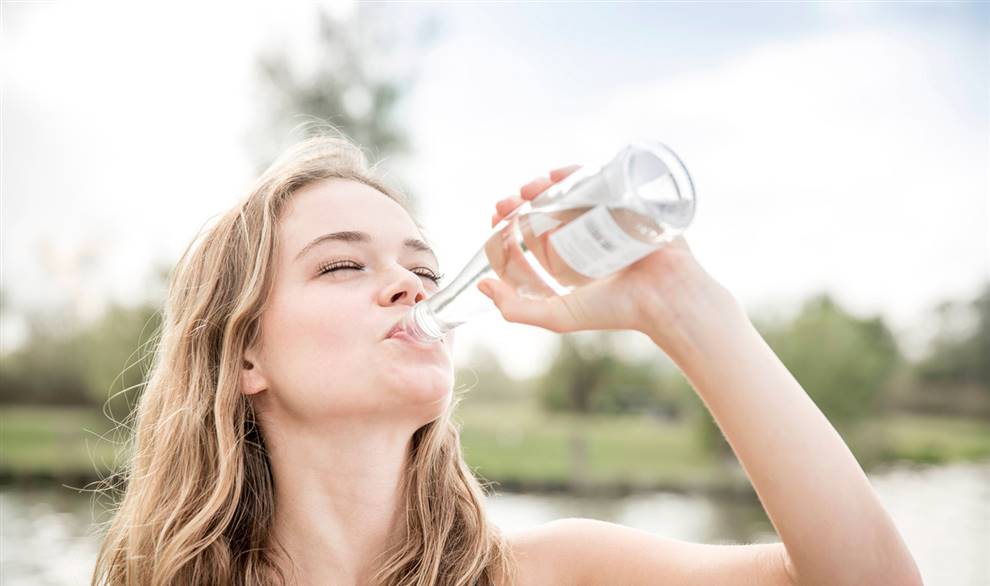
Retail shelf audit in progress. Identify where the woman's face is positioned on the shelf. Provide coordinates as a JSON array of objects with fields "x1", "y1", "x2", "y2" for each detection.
[{"x1": 243, "y1": 178, "x2": 455, "y2": 425}]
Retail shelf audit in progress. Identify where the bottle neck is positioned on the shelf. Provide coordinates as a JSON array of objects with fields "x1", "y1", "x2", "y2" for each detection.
[{"x1": 401, "y1": 301, "x2": 445, "y2": 342}]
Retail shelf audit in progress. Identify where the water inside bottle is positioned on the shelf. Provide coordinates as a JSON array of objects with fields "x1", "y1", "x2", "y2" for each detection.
[
  {"x1": 396, "y1": 141, "x2": 695, "y2": 342},
  {"x1": 484, "y1": 204, "x2": 667, "y2": 297}
]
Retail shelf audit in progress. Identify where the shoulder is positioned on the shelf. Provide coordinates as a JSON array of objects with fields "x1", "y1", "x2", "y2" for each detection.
[{"x1": 506, "y1": 517, "x2": 795, "y2": 586}]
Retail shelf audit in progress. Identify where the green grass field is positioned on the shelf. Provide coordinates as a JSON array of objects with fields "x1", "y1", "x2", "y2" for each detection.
[
  {"x1": 873, "y1": 413, "x2": 990, "y2": 463},
  {"x1": 3, "y1": 403, "x2": 989, "y2": 491},
  {"x1": 455, "y1": 400, "x2": 718, "y2": 489},
  {"x1": 0, "y1": 406, "x2": 124, "y2": 479}
]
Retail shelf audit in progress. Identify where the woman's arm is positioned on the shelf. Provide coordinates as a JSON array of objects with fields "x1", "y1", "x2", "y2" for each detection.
[
  {"x1": 483, "y1": 168, "x2": 922, "y2": 585},
  {"x1": 640, "y1": 282, "x2": 923, "y2": 586}
]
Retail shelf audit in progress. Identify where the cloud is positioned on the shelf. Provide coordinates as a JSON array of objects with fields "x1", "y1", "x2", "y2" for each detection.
[
  {"x1": 3, "y1": 5, "x2": 984, "y2": 369},
  {"x1": 581, "y1": 28, "x2": 987, "y2": 348},
  {"x1": 408, "y1": 25, "x2": 987, "y2": 372}
]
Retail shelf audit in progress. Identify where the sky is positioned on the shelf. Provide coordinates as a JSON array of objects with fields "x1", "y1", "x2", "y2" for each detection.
[{"x1": 2, "y1": 1, "x2": 988, "y2": 378}]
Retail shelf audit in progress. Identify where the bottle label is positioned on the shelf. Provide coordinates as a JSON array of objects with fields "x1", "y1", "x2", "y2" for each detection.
[{"x1": 548, "y1": 205, "x2": 658, "y2": 279}]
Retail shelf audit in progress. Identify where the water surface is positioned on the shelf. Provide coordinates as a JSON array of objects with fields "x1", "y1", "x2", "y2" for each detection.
[{"x1": 3, "y1": 460, "x2": 986, "y2": 585}]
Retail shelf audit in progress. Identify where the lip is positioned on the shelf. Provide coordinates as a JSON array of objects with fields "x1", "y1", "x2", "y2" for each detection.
[
  {"x1": 387, "y1": 330, "x2": 441, "y2": 348},
  {"x1": 385, "y1": 322, "x2": 404, "y2": 339}
]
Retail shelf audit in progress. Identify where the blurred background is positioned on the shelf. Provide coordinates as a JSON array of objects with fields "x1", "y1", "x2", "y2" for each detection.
[{"x1": 1, "y1": 2, "x2": 987, "y2": 584}]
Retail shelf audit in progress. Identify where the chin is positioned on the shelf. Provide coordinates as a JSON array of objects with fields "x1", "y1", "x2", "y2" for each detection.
[
  {"x1": 406, "y1": 375, "x2": 453, "y2": 403},
  {"x1": 398, "y1": 390, "x2": 452, "y2": 431}
]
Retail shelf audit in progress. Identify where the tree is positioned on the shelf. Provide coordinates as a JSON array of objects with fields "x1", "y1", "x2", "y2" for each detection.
[
  {"x1": 0, "y1": 311, "x2": 92, "y2": 405},
  {"x1": 0, "y1": 302, "x2": 159, "y2": 411},
  {"x1": 0, "y1": 264, "x2": 166, "y2": 413},
  {"x1": 688, "y1": 292, "x2": 907, "y2": 461},
  {"x1": 533, "y1": 330, "x2": 682, "y2": 490},
  {"x1": 453, "y1": 343, "x2": 520, "y2": 404},
  {"x1": 536, "y1": 331, "x2": 679, "y2": 417},
  {"x1": 915, "y1": 281, "x2": 990, "y2": 391},
  {"x1": 250, "y1": 4, "x2": 439, "y2": 212},
  {"x1": 758, "y1": 293, "x2": 904, "y2": 427},
  {"x1": 75, "y1": 302, "x2": 162, "y2": 419}
]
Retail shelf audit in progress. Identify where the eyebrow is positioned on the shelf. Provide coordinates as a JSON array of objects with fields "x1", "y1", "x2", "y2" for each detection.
[{"x1": 294, "y1": 230, "x2": 438, "y2": 265}]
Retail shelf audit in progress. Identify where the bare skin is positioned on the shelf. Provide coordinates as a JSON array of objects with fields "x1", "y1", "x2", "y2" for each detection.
[
  {"x1": 240, "y1": 179, "x2": 455, "y2": 585},
  {"x1": 486, "y1": 167, "x2": 923, "y2": 586},
  {"x1": 238, "y1": 167, "x2": 922, "y2": 585}
]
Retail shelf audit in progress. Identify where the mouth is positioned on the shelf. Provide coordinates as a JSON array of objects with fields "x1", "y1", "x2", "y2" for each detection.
[
  {"x1": 384, "y1": 322, "x2": 404, "y2": 340},
  {"x1": 384, "y1": 320, "x2": 444, "y2": 348}
]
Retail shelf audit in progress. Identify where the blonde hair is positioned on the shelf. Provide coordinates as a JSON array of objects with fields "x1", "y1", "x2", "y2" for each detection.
[{"x1": 92, "y1": 131, "x2": 516, "y2": 585}]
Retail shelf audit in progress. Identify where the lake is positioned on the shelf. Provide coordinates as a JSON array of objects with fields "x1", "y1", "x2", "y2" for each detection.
[{"x1": 3, "y1": 459, "x2": 987, "y2": 585}]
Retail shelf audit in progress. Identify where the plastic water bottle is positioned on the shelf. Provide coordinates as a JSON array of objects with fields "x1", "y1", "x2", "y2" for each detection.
[{"x1": 395, "y1": 140, "x2": 696, "y2": 343}]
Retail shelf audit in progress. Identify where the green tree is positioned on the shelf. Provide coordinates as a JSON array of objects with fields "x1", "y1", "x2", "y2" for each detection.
[
  {"x1": 251, "y1": 3, "x2": 439, "y2": 213},
  {"x1": 536, "y1": 331, "x2": 679, "y2": 417},
  {"x1": 537, "y1": 333, "x2": 606, "y2": 415},
  {"x1": 0, "y1": 263, "x2": 168, "y2": 415},
  {"x1": 688, "y1": 292, "x2": 906, "y2": 460},
  {"x1": 0, "y1": 311, "x2": 92, "y2": 405},
  {"x1": 915, "y1": 282, "x2": 990, "y2": 390},
  {"x1": 534, "y1": 330, "x2": 684, "y2": 490},
  {"x1": 758, "y1": 293, "x2": 904, "y2": 427},
  {"x1": 453, "y1": 344, "x2": 520, "y2": 404},
  {"x1": 75, "y1": 302, "x2": 162, "y2": 419},
  {"x1": 0, "y1": 303, "x2": 160, "y2": 412}
]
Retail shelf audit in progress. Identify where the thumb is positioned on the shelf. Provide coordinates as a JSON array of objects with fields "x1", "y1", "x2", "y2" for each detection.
[{"x1": 477, "y1": 278, "x2": 574, "y2": 333}]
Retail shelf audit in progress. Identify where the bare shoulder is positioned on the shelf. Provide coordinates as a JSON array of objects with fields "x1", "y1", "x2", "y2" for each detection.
[{"x1": 506, "y1": 518, "x2": 796, "y2": 586}]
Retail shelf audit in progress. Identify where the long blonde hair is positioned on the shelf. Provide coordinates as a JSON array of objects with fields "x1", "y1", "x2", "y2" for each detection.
[{"x1": 92, "y1": 132, "x2": 516, "y2": 585}]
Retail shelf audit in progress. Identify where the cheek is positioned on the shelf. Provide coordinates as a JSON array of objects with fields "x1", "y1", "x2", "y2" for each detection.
[
  {"x1": 284, "y1": 294, "x2": 361, "y2": 356},
  {"x1": 262, "y1": 294, "x2": 374, "y2": 410},
  {"x1": 260, "y1": 290, "x2": 454, "y2": 417}
]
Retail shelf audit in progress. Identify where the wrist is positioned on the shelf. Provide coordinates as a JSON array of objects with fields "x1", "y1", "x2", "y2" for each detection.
[{"x1": 638, "y1": 268, "x2": 748, "y2": 362}]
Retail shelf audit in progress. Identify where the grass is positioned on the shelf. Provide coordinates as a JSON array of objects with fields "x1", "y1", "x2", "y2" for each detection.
[
  {"x1": 870, "y1": 413, "x2": 990, "y2": 463},
  {"x1": 2, "y1": 403, "x2": 988, "y2": 490},
  {"x1": 0, "y1": 406, "x2": 125, "y2": 479},
  {"x1": 456, "y1": 400, "x2": 717, "y2": 488}
]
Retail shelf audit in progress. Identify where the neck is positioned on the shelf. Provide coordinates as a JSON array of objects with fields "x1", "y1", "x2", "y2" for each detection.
[{"x1": 264, "y1": 415, "x2": 419, "y2": 585}]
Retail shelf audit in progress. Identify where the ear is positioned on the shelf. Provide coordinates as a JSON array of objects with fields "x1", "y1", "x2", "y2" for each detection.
[{"x1": 240, "y1": 347, "x2": 269, "y2": 396}]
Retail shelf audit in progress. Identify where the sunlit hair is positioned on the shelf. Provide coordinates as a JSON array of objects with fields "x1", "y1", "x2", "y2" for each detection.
[{"x1": 91, "y1": 129, "x2": 516, "y2": 585}]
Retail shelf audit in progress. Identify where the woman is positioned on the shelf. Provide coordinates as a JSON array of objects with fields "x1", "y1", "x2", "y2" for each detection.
[{"x1": 93, "y1": 132, "x2": 921, "y2": 585}]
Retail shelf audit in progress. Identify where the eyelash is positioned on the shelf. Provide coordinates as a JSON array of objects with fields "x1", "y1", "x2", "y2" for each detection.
[{"x1": 317, "y1": 261, "x2": 445, "y2": 284}]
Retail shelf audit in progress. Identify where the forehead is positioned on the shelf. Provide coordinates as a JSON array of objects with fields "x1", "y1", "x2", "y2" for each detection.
[{"x1": 279, "y1": 178, "x2": 421, "y2": 249}]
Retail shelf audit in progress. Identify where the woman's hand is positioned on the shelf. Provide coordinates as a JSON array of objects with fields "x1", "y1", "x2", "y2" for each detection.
[{"x1": 477, "y1": 165, "x2": 739, "y2": 353}]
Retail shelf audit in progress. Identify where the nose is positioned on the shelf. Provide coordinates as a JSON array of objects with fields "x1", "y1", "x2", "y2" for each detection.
[{"x1": 379, "y1": 267, "x2": 428, "y2": 307}]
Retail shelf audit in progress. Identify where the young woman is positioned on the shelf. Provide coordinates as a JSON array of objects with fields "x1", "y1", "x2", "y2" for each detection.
[{"x1": 93, "y1": 133, "x2": 921, "y2": 585}]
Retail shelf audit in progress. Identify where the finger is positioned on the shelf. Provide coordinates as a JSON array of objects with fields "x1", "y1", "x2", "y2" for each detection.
[
  {"x1": 549, "y1": 164, "x2": 582, "y2": 183},
  {"x1": 493, "y1": 165, "x2": 583, "y2": 227},
  {"x1": 520, "y1": 176, "x2": 554, "y2": 200},
  {"x1": 494, "y1": 196, "x2": 524, "y2": 218},
  {"x1": 476, "y1": 278, "x2": 575, "y2": 334}
]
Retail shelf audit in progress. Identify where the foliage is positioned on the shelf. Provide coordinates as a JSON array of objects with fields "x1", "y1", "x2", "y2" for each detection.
[
  {"x1": 535, "y1": 331, "x2": 684, "y2": 418},
  {"x1": 914, "y1": 281, "x2": 989, "y2": 390},
  {"x1": 11, "y1": 402, "x2": 986, "y2": 488},
  {"x1": 755, "y1": 292, "x2": 905, "y2": 426},
  {"x1": 0, "y1": 302, "x2": 159, "y2": 418},
  {"x1": 250, "y1": 3, "x2": 439, "y2": 214},
  {"x1": 453, "y1": 344, "x2": 525, "y2": 404},
  {"x1": 0, "y1": 310, "x2": 92, "y2": 405},
  {"x1": 683, "y1": 292, "x2": 907, "y2": 459}
]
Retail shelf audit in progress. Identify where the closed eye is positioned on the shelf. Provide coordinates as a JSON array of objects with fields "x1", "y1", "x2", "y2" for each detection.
[{"x1": 317, "y1": 261, "x2": 444, "y2": 284}]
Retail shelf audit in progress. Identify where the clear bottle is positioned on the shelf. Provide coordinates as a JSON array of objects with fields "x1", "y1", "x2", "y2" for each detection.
[{"x1": 396, "y1": 140, "x2": 696, "y2": 343}]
